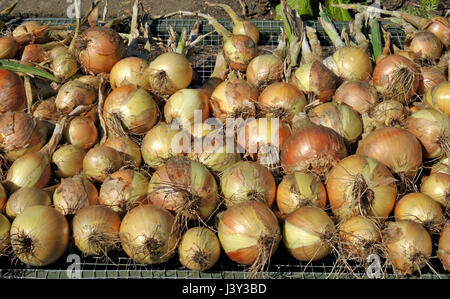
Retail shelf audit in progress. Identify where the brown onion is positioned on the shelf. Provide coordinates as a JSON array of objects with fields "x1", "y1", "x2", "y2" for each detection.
[
  {"x1": 0, "y1": 37, "x2": 19, "y2": 59},
  {"x1": 0, "y1": 69, "x2": 26, "y2": 113},
  {"x1": 424, "y1": 17, "x2": 450, "y2": 48},
  {"x1": 420, "y1": 173, "x2": 449, "y2": 211},
  {"x1": 424, "y1": 81, "x2": 450, "y2": 117},
  {"x1": 5, "y1": 187, "x2": 52, "y2": 219},
  {"x1": 21, "y1": 44, "x2": 46, "y2": 64},
  {"x1": 333, "y1": 80, "x2": 379, "y2": 115},
  {"x1": 438, "y1": 223, "x2": 450, "y2": 271},
  {"x1": 110, "y1": 57, "x2": 149, "y2": 89},
  {"x1": 418, "y1": 66, "x2": 446, "y2": 95},
  {"x1": 52, "y1": 145, "x2": 86, "y2": 178},
  {"x1": 323, "y1": 47, "x2": 373, "y2": 82},
  {"x1": 83, "y1": 145, "x2": 123, "y2": 183},
  {"x1": 55, "y1": 79, "x2": 97, "y2": 114},
  {"x1": 404, "y1": 31, "x2": 443, "y2": 61},
  {"x1": 257, "y1": 82, "x2": 307, "y2": 119},
  {"x1": 33, "y1": 98, "x2": 63, "y2": 122},
  {"x1": 104, "y1": 136, "x2": 142, "y2": 168},
  {"x1": 246, "y1": 54, "x2": 283, "y2": 89},
  {"x1": 223, "y1": 34, "x2": 258, "y2": 72},
  {"x1": 64, "y1": 116, "x2": 98, "y2": 150}
]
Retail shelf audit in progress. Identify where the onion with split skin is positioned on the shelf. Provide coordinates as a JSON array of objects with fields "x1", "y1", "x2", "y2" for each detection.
[
  {"x1": 323, "y1": 47, "x2": 373, "y2": 82},
  {"x1": 120, "y1": 204, "x2": 177, "y2": 264},
  {"x1": 246, "y1": 54, "x2": 284, "y2": 90},
  {"x1": 110, "y1": 57, "x2": 149, "y2": 89},
  {"x1": 438, "y1": 223, "x2": 450, "y2": 271},
  {"x1": 83, "y1": 145, "x2": 124, "y2": 183},
  {"x1": 55, "y1": 79, "x2": 97, "y2": 115},
  {"x1": 257, "y1": 82, "x2": 307, "y2": 119},
  {"x1": 420, "y1": 173, "x2": 449, "y2": 212},
  {"x1": 52, "y1": 145, "x2": 86, "y2": 178},
  {"x1": 5, "y1": 187, "x2": 52, "y2": 220},
  {"x1": 333, "y1": 80, "x2": 378, "y2": 115},
  {"x1": 424, "y1": 81, "x2": 450, "y2": 117},
  {"x1": 0, "y1": 214, "x2": 10, "y2": 256},
  {"x1": 0, "y1": 69, "x2": 26, "y2": 113}
]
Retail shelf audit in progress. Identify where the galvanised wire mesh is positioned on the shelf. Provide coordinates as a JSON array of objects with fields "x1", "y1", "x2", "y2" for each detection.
[{"x1": 0, "y1": 17, "x2": 446, "y2": 280}]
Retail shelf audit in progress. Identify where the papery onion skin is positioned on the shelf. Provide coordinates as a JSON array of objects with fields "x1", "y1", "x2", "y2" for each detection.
[
  {"x1": 52, "y1": 145, "x2": 86, "y2": 178},
  {"x1": 406, "y1": 31, "x2": 443, "y2": 61},
  {"x1": 382, "y1": 220, "x2": 433, "y2": 275},
  {"x1": 324, "y1": 47, "x2": 373, "y2": 82},
  {"x1": 257, "y1": 82, "x2": 307, "y2": 118},
  {"x1": 33, "y1": 98, "x2": 63, "y2": 122},
  {"x1": 120, "y1": 204, "x2": 177, "y2": 264},
  {"x1": 104, "y1": 136, "x2": 142, "y2": 168},
  {"x1": 72, "y1": 205, "x2": 121, "y2": 256},
  {"x1": 55, "y1": 80, "x2": 97, "y2": 114},
  {"x1": 356, "y1": 127, "x2": 423, "y2": 179},
  {"x1": 246, "y1": 54, "x2": 283, "y2": 89},
  {"x1": 0, "y1": 37, "x2": 19, "y2": 59},
  {"x1": 333, "y1": 80, "x2": 378, "y2": 115},
  {"x1": 424, "y1": 81, "x2": 450, "y2": 117},
  {"x1": 64, "y1": 116, "x2": 98, "y2": 150},
  {"x1": 13, "y1": 21, "x2": 49, "y2": 43},
  {"x1": 178, "y1": 227, "x2": 221, "y2": 272},
  {"x1": 420, "y1": 173, "x2": 449, "y2": 209},
  {"x1": 438, "y1": 223, "x2": 450, "y2": 271},
  {"x1": 99, "y1": 169, "x2": 149, "y2": 216},
  {"x1": 164, "y1": 88, "x2": 210, "y2": 125},
  {"x1": 223, "y1": 34, "x2": 258, "y2": 72},
  {"x1": 431, "y1": 156, "x2": 450, "y2": 175},
  {"x1": 0, "y1": 69, "x2": 26, "y2": 113},
  {"x1": 83, "y1": 145, "x2": 123, "y2": 183},
  {"x1": 0, "y1": 214, "x2": 10, "y2": 255},
  {"x1": 49, "y1": 46, "x2": 78, "y2": 81},
  {"x1": 283, "y1": 206, "x2": 335, "y2": 262},
  {"x1": 110, "y1": 57, "x2": 149, "y2": 89},
  {"x1": 233, "y1": 20, "x2": 259, "y2": 44},
  {"x1": 220, "y1": 161, "x2": 276, "y2": 208},
  {"x1": 276, "y1": 172, "x2": 327, "y2": 216},
  {"x1": 5, "y1": 187, "x2": 52, "y2": 219},
  {"x1": 417, "y1": 66, "x2": 446, "y2": 95},
  {"x1": 10, "y1": 206, "x2": 69, "y2": 266}
]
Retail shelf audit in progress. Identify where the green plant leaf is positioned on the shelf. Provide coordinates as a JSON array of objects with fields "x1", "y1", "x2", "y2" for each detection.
[
  {"x1": 325, "y1": 0, "x2": 352, "y2": 21},
  {"x1": 275, "y1": 0, "x2": 313, "y2": 20}
]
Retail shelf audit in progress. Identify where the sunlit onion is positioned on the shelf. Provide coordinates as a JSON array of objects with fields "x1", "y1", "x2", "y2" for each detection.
[
  {"x1": 110, "y1": 57, "x2": 149, "y2": 89},
  {"x1": 164, "y1": 88, "x2": 210, "y2": 126},
  {"x1": 246, "y1": 54, "x2": 283, "y2": 89},
  {"x1": 333, "y1": 80, "x2": 378, "y2": 115},
  {"x1": 55, "y1": 79, "x2": 97, "y2": 114},
  {"x1": 0, "y1": 69, "x2": 26, "y2": 113},
  {"x1": 424, "y1": 81, "x2": 450, "y2": 117},
  {"x1": 323, "y1": 47, "x2": 373, "y2": 82},
  {"x1": 104, "y1": 136, "x2": 142, "y2": 168},
  {"x1": 83, "y1": 145, "x2": 123, "y2": 183},
  {"x1": 420, "y1": 173, "x2": 449, "y2": 211},
  {"x1": 52, "y1": 145, "x2": 86, "y2": 178},
  {"x1": 64, "y1": 116, "x2": 98, "y2": 150},
  {"x1": 257, "y1": 82, "x2": 307, "y2": 119},
  {"x1": 5, "y1": 187, "x2": 52, "y2": 220}
]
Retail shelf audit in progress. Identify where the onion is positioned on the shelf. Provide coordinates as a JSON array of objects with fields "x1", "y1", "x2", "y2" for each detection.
[
  {"x1": 99, "y1": 169, "x2": 149, "y2": 216},
  {"x1": 141, "y1": 122, "x2": 187, "y2": 169},
  {"x1": 64, "y1": 116, "x2": 98, "y2": 150},
  {"x1": 257, "y1": 82, "x2": 307, "y2": 119},
  {"x1": 53, "y1": 174, "x2": 99, "y2": 215},
  {"x1": 220, "y1": 161, "x2": 276, "y2": 208},
  {"x1": 280, "y1": 122, "x2": 348, "y2": 179},
  {"x1": 333, "y1": 80, "x2": 378, "y2": 115},
  {"x1": 0, "y1": 184, "x2": 6, "y2": 213},
  {"x1": 33, "y1": 98, "x2": 63, "y2": 122},
  {"x1": 356, "y1": 127, "x2": 422, "y2": 180},
  {"x1": 104, "y1": 136, "x2": 142, "y2": 168},
  {"x1": 246, "y1": 54, "x2": 283, "y2": 89},
  {"x1": 418, "y1": 66, "x2": 446, "y2": 95},
  {"x1": 276, "y1": 172, "x2": 327, "y2": 216},
  {"x1": 0, "y1": 214, "x2": 10, "y2": 256},
  {"x1": 431, "y1": 156, "x2": 450, "y2": 175},
  {"x1": 83, "y1": 145, "x2": 123, "y2": 183},
  {"x1": 10, "y1": 205, "x2": 69, "y2": 266},
  {"x1": 421, "y1": 173, "x2": 449, "y2": 212},
  {"x1": 424, "y1": 81, "x2": 450, "y2": 117},
  {"x1": 327, "y1": 155, "x2": 397, "y2": 221},
  {"x1": 21, "y1": 44, "x2": 46, "y2": 64},
  {"x1": 120, "y1": 204, "x2": 177, "y2": 264},
  {"x1": 283, "y1": 206, "x2": 335, "y2": 262},
  {"x1": 164, "y1": 88, "x2": 210, "y2": 126},
  {"x1": 0, "y1": 37, "x2": 19, "y2": 59},
  {"x1": 405, "y1": 108, "x2": 450, "y2": 159},
  {"x1": 338, "y1": 216, "x2": 382, "y2": 262},
  {"x1": 110, "y1": 57, "x2": 149, "y2": 89},
  {"x1": 290, "y1": 60, "x2": 338, "y2": 102},
  {"x1": 146, "y1": 52, "x2": 193, "y2": 96},
  {"x1": 13, "y1": 21, "x2": 49, "y2": 43},
  {"x1": 0, "y1": 69, "x2": 26, "y2": 113},
  {"x1": 103, "y1": 84, "x2": 159, "y2": 135},
  {"x1": 218, "y1": 201, "x2": 281, "y2": 276},
  {"x1": 49, "y1": 46, "x2": 78, "y2": 81},
  {"x1": 404, "y1": 31, "x2": 443, "y2": 61},
  {"x1": 362, "y1": 100, "x2": 407, "y2": 137},
  {"x1": 178, "y1": 227, "x2": 221, "y2": 272},
  {"x1": 55, "y1": 79, "x2": 97, "y2": 114},
  {"x1": 5, "y1": 187, "x2": 52, "y2": 219},
  {"x1": 52, "y1": 145, "x2": 86, "y2": 178},
  {"x1": 308, "y1": 102, "x2": 363, "y2": 143},
  {"x1": 323, "y1": 47, "x2": 373, "y2": 82},
  {"x1": 438, "y1": 223, "x2": 450, "y2": 271},
  {"x1": 372, "y1": 54, "x2": 420, "y2": 103},
  {"x1": 382, "y1": 220, "x2": 432, "y2": 275},
  {"x1": 75, "y1": 26, "x2": 125, "y2": 74},
  {"x1": 424, "y1": 17, "x2": 450, "y2": 48},
  {"x1": 223, "y1": 34, "x2": 258, "y2": 72},
  {"x1": 72, "y1": 205, "x2": 121, "y2": 256},
  {"x1": 210, "y1": 78, "x2": 258, "y2": 121}
]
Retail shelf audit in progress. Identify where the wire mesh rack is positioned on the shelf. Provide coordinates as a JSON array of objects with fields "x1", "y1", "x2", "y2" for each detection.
[{"x1": 0, "y1": 17, "x2": 447, "y2": 280}]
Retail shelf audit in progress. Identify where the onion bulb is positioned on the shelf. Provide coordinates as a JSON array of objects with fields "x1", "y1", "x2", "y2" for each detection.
[
  {"x1": 10, "y1": 205, "x2": 69, "y2": 266},
  {"x1": 323, "y1": 47, "x2": 373, "y2": 82},
  {"x1": 246, "y1": 54, "x2": 283, "y2": 89},
  {"x1": 333, "y1": 80, "x2": 378, "y2": 115},
  {"x1": 257, "y1": 82, "x2": 307, "y2": 119},
  {"x1": 72, "y1": 205, "x2": 121, "y2": 256},
  {"x1": 103, "y1": 84, "x2": 159, "y2": 135},
  {"x1": 276, "y1": 172, "x2": 327, "y2": 216},
  {"x1": 438, "y1": 223, "x2": 450, "y2": 271},
  {"x1": 120, "y1": 204, "x2": 177, "y2": 264},
  {"x1": 283, "y1": 206, "x2": 335, "y2": 262},
  {"x1": 5, "y1": 187, "x2": 52, "y2": 219},
  {"x1": 327, "y1": 155, "x2": 397, "y2": 221},
  {"x1": 0, "y1": 184, "x2": 6, "y2": 213},
  {"x1": 218, "y1": 201, "x2": 281, "y2": 276},
  {"x1": 110, "y1": 57, "x2": 149, "y2": 89},
  {"x1": 64, "y1": 116, "x2": 98, "y2": 150},
  {"x1": 0, "y1": 69, "x2": 26, "y2": 113},
  {"x1": 164, "y1": 88, "x2": 210, "y2": 126},
  {"x1": 431, "y1": 156, "x2": 450, "y2": 175},
  {"x1": 424, "y1": 81, "x2": 450, "y2": 117},
  {"x1": 368, "y1": 100, "x2": 407, "y2": 128},
  {"x1": 99, "y1": 169, "x2": 149, "y2": 216},
  {"x1": 55, "y1": 79, "x2": 97, "y2": 114},
  {"x1": 13, "y1": 21, "x2": 49, "y2": 43},
  {"x1": 146, "y1": 52, "x2": 193, "y2": 96},
  {"x1": 21, "y1": 44, "x2": 45, "y2": 64},
  {"x1": 49, "y1": 46, "x2": 78, "y2": 81},
  {"x1": 420, "y1": 173, "x2": 449, "y2": 212},
  {"x1": 53, "y1": 174, "x2": 99, "y2": 215},
  {"x1": 418, "y1": 66, "x2": 446, "y2": 95},
  {"x1": 0, "y1": 36, "x2": 19, "y2": 59},
  {"x1": 33, "y1": 98, "x2": 63, "y2": 122},
  {"x1": 83, "y1": 145, "x2": 123, "y2": 183},
  {"x1": 0, "y1": 214, "x2": 10, "y2": 256},
  {"x1": 104, "y1": 136, "x2": 142, "y2": 168},
  {"x1": 382, "y1": 220, "x2": 432, "y2": 275},
  {"x1": 178, "y1": 227, "x2": 221, "y2": 272},
  {"x1": 52, "y1": 145, "x2": 86, "y2": 178},
  {"x1": 404, "y1": 31, "x2": 443, "y2": 61},
  {"x1": 424, "y1": 17, "x2": 450, "y2": 48},
  {"x1": 187, "y1": 140, "x2": 242, "y2": 173}
]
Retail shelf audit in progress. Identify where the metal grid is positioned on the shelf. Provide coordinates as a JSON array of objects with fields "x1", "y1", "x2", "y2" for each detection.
[{"x1": 1, "y1": 17, "x2": 445, "y2": 280}]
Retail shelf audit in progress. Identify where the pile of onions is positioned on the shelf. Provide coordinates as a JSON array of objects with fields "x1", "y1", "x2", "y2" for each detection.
[
  {"x1": 104, "y1": 136, "x2": 142, "y2": 167},
  {"x1": 49, "y1": 46, "x2": 78, "y2": 81},
  {"x1": 52, "y1": 145, "x2": 86, "y2": 178},
  {"x1": 55, "y1": 79, "x2": 97, "y2": 114},
  {"x1": 417, "y1": 66, "x2": 446, "y2": 95},
  {"x1": 323, "y1": 47, "x2": 373, "y2": 82},
  {"x1": 164, "y1": 88, "x2": 210, "y2": 126},
  {"x1": 5, "y1": 187, "x2": 52, "y2": 219},
  {"x1": 178, "y1": 227, "x2": 221, "y2": 272},
  {"x1": 0, "y1": 36, "x2": 20, "y2": 59},
  {"x1": 338, "y1": 216, "x2": 381, "y2": 262},
  {"x1": 210, "y1": 78, "x2": 259, "y2": 121},
  {"x1": 217, "y1": 201, "x2": 281, "y2": 276},
  {"x1": 276, "y1": 172, "x2": 327, "y2": 216},
  {"x1": 53, "y1": 174, "x2": 99, "y2": 216},
  {"x1": 356, "y1": 127, "x2": 422, "y2": 181},
  {"x1": 257, "y1": 82, "x2": 307, "y2": 119},
  {"x1": 404, "y1": 31, "x2": 443, "y2": 61},
  {"x1": 75, "y1": 26, "x2": 125, "y2": 74},
  {"x1": 327, "y1": 155, "x2": 397, "y2": 221},
  {"x1": 290, "y1": 60, "x2": 338, "y2": 102},
  {"x1": 308, "y1": 102, "x2": 363, "y2": 143},
  {"x1": 333, "y1": 80, "x2": 378, "y2": 115},
  {"x1": 438, "y1": 223, "x2": 450, "y2": 271},
  {"x1": 145, "y1": 52, "x2": 193, "y2": 96},
  {"x1": 0, "y1": 69, "x2": 26, "y2": 113},
  {"x1": 103, "y1": 84, "x2": 159, "y2": 135},
  {"x1": 382, "y1": 220, "x2": 432, "y2": 275},
  {"x1": 99, "y1": 169, "x2": 149, "y2": 216},
  {"x1": 72, "y1": 205, "x2": 121, "y2": 256},
  {"x1": 64, "y1": 116, "x2": 98, "y2": 150},
  {"x1": 0, "y1": 214, "x2": 10, "y2": 256},
  {"x1": 405, "y1": 108, "x2": 449, "y2": 159},
  {"x1": 120, "y1": 204, "x2": 177, "y2": 264},
  {"x1": 220, "y1": 161, "x2": 276, "y2": 208},
  {"x1": 283, "y1": 206, "x2": 335, "y2": 262},
  {"x1": 141, "y1": 122, "x2": 186, "y2": 169},
  {"x1": 420, "y1": 173, "x2": 449, "y2": 212},
  {"x1": 372, "y1": 54, "x2": 420, "y2": 104},
  {"x1": 83, "y1": 145, "x2": 123, "y2": 183},
  {"x1": 10, "y1": 206, "x2": 69, "y2": 266},
  {"x1": 246, "y1": 54, "x2": 284, "y2": 89},
  {"x1": 110, "y1": 57, "x2": 149, "y2": 89},
  {"x1": 424, "y1": 81, "x2": 450, "y2": 116},
  {"x1": 280, "y1": 122, "x2": 348, "y2": 179},
  {"x1": 394, "y1": 192, "x2": 444, "y2": 233}
]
